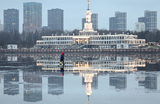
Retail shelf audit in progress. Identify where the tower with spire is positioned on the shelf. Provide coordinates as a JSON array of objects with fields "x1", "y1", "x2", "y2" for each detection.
[{"x1": 79, "y1": 0, "x2": 97, "y2": 35}]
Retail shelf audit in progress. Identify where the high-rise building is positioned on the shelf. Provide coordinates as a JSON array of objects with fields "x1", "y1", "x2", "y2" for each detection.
[
  {"x1": 138, "y1": 11, "x2": 157, "y2": 31},
  {"x1": 91, "y1": 13, "x2": 98, "y2": 30},
  {"x1": 145, "y1": 11, "x2": 157, "y2": 31},
  {"x1": 109, "y1": 11, "x2": 127, "y2": 31},
  {"x1": 138, "y1": 17, "x2": 146, "y2": 23},
  {"x1": 82, "y1": 13, "x2": 98, "y2": 30},
  {"x1": 109, "y1": 17, "x2": 116, "y2": 31},
  {"x1": 42, "y1": 26, "x2": 51, "y2": 31},
  {"x1": 48, "y1": 8, "x2": 63, "y2": 31},
  {"x1": 0, "y1": 20, "x2": 3, "y2": 31},
  {"x1": 4, "y1": 9, "x2": 19, "y2": 32},
  {"x1": 82, "y1": 18, "x2": 86, "y2": 29},
  {"x1": 23, "y1": 2, "x2": 42, "y2": 33},
  {"x1": 135, "y1": 22, "x2": 145, "y2": 32}
]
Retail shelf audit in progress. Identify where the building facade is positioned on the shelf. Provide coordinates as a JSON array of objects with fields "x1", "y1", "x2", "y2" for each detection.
[
  {"x1": 145, "y1": 11, "x2": 157, "y2": 31},
  {"x1": 4, "y1": 9, "x2": 19, "y2": 32},
  {"x1": 109, "y1": 12, "x2": 127, "y2": 31},
  {"x1": 109, "y1": 17, "x2": 116, "y2": 31},
  {"x1": 82, "y1": 13, "x2": 98, "y2": 30},
  {"x1": 42, "y1": 26, "x2": 51, "y2": 31},
  {"x1": 23, "y1": 2, "x2": 42, "y2": 33},
  {"x1": 138, "y1": 11, "x2": 157, "y2": 31},
  {"x1": 48, "y1": 8, "x2": 63, "y2": 31},
  {"x1": 115, "y1": 12, "x2": 127, "y2": 31},
  {"x1": 138, "y1": 17, "x2": 146, "y2": 23},
  {"x1": 135, "y1": 22, "x2": 145, "y2": 32},
  {"x1": 91, "y1": 13, "x2": 98, "y2": 30}
]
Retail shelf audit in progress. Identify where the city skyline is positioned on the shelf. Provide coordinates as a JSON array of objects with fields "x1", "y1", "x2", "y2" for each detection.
[{"x1": 0, "y1": 0, "x2": 160, "y2": 33}]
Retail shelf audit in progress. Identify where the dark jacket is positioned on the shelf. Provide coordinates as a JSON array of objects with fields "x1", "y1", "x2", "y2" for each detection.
[{"x1": 60, "y1": 55, "x2": 64, "y2": 60}]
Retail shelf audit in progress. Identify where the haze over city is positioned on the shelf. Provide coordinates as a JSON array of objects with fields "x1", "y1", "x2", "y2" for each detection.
[{"x1": 0, "y1": 0, "x2": 160, "y2": 33}]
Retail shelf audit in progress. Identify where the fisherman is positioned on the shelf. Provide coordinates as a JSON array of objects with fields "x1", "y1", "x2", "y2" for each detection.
[{"x1": 60, "y1": 52, "x2": 64, "y2": 68}]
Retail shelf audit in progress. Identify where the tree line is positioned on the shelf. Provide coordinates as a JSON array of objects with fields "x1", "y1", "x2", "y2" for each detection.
[{"x1": 0, "y1": 29, "x2": 160, "y2": 48}]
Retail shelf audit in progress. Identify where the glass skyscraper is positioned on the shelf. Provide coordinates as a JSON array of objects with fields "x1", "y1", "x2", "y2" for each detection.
[
  {"x1": 4, "y1": 9, "x2": 19, "y2": 32},
  {"x1": 91, "y1": 13, "x2": 98, "y2": 30},
  {"x1": 109, "y1": 17, "x2": 116, "y2": 31},
  {"x1": 48, "y1": 8, "x2": 63, "y2": 31},
  {"x1": 109, "y1": 12, "x2": 127, "y2": 31},
  {"x1": 138, "y1": 11, "x2": 157, "y2": 31},
  {"x1": 23, "y1": 2, "x2": 42, "y2": 33},
  {"x1": 82, "y1": 18, "x2": 86, "y2": 30}
]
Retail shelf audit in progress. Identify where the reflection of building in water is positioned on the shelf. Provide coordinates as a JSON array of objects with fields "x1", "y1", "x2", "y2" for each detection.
[
  {"x1": 36, "y1": 56, "x2": 145, "y2": 73},
  {"x1": 23, "y1": 72, "x2": 42, "y2": 102},
  {"x1": 7, "y1": 56, "x2": 17, "y2": 61},
  {"x1": 82, "y1": 72, "x2": 97, "y2": 104},
  {"x1": 4, "y1": 71, "x2": 19, "y2": 95},
  {"x1": 136, "y1": 72, "x2": 157, "y2": 90},
  {"x1": 48, "y1": 73, "x2": 64, "y2": 95},
  {"x1": 109, "y1": 73, "x2": 127, "y2": 90},
  {"x1": 82, "y1": 74, "x2": 98, "y2": 89}
]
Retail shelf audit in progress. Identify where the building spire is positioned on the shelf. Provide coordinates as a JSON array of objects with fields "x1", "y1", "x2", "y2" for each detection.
[{"x1": 88, "y1": 0, "x2": 90, "y2": 10}]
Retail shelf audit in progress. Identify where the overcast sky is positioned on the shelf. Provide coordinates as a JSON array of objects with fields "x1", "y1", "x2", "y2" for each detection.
[{"x1": 0, "y1": 0, "x2": 159, "y2": 33}]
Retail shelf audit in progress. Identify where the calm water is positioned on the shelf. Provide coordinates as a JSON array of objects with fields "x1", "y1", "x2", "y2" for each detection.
[{"x1": 0, "y1": 54, "x2": 160, "y2": 104}]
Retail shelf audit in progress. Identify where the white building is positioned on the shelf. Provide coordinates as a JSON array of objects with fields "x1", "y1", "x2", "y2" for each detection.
[
  {"x1": 135, "y1": 22, "x2": 145, "y2": 32},
  {"x1": 35, "y1": 1, "x2": 145, "y2": 49},
  {"x1": 7, "y1": 44, "x2": 18, "y2": 49}
]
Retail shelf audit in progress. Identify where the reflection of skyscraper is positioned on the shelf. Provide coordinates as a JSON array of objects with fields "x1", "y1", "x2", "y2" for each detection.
[
  {"x1": 23, "y1": 72, "x2": 42, "y2": 102},
  {"x1": 48, "y1": 73, "x2": 64, "y2": 95},
  {"x1": 138, "y1": 73, "x2": 157, "y2": 90},
  {"x1": 109, "y1": 74, "x2": 127, "y2": 90},
  {"x1": 4, "y1": 71, "x2": 19, "y2": 95}
]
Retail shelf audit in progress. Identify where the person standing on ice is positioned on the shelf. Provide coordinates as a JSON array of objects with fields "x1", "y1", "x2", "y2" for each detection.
[{"x1": 60, "y1": 52, "x2": 64, "y2": 62}]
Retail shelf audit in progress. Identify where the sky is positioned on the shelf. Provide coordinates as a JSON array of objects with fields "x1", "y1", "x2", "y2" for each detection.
[{"x1": 0, "y1": 0, "x2": 159, "y2": 33}]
